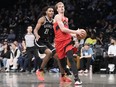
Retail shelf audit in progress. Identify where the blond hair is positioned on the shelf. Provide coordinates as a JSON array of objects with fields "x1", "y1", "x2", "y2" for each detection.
[{"x1": 55, "y1": 2, "x2": 64, "y2": 10}]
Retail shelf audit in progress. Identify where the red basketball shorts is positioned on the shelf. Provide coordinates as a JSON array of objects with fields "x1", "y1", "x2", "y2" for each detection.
[{"x1": 55, "y1": 39, "x2": 73, "y2": 59}]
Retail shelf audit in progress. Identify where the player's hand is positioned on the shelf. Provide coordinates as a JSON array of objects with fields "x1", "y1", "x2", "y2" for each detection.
[
  {"x1": 76, "y1": 29, "x2": 81, "y2": 36},
  {"x1": 71, "y1": 34, "x2": 76, "y2": 37},
  {"x1": 36, "y1": 35, "x2": 40, "y2": 41},
  {"x1": 76, "y1": 29, "x2": 85, "y2": 37}
]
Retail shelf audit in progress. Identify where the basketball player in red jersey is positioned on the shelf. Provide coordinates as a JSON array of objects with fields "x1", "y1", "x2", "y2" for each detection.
[{"x1": 53, "y1": 2, "x2": 83, "y2": 85}]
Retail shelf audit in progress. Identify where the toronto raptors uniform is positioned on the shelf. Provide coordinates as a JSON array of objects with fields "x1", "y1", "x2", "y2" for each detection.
[{"x1": 53, "y1": 16, "x2": 73, "y2": 59}]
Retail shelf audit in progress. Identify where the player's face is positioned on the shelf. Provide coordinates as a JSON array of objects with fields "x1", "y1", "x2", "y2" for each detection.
[
  {"x1": 57, "y1": 3, "x2": 65, "y2": 13},
  {"x1": 46, "y1": 8, "x2": 54, "y2": 18}
]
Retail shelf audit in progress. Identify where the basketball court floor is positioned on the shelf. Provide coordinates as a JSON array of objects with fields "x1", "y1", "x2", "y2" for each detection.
[{"x1": 0, "y1": 72, "x2": 116, "y2": 87}]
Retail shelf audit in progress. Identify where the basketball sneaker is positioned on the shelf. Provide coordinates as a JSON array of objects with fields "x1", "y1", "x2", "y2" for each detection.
[
  {"x1": 60, "y1": 82, "x2": 72, "y2": 87},
  {"x1": 36, "y1": 70, "x2": 44, "y2": 81},
  {"x1": 60, "y1": 75, "x2": 72, "y2": 82},
  {"x1": 75, "y1": 80, "x2": 82, "y2": 85}
]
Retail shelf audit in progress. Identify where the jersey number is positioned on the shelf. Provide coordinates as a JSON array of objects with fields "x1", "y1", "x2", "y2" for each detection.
[{"x1": 44, "y1": 29, "x2": 49, "y2": 34}]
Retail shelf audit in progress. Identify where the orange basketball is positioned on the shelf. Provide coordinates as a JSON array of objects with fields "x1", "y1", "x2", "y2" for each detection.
[{"x1": 76, "y1": 29, "x2": 87, "y2": 40}]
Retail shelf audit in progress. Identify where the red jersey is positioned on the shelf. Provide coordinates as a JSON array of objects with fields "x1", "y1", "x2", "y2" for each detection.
[{"x1": 53, "y1": 16, "x2": 72, "y2": 42}]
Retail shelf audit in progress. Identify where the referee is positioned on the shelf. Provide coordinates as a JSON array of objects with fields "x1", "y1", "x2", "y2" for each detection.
[{"x1": 24, "y1": 26, "x2": 41, "y2": 73}]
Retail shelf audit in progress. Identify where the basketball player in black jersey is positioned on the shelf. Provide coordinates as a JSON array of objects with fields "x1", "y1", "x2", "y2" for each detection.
[{"x1": 34, "y1": 6, "x2": 71, "y2": 82}]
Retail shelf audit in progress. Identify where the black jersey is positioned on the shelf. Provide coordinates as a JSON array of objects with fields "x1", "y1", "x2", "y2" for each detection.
[{"x1": 38, "y1": 16, "x2": 54, "y2": 41}]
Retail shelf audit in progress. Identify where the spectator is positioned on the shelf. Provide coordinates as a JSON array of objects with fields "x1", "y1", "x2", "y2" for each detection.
[
  {"x1": 5, "y1": 42, "x2": 21, "y2": 71},
  {"x1": 85, "y1": 33, "x2": 97, "y2": 47},
  {"x1": 7, "y1": 29, "x2": 16, "y2": 42},
  {"x1": 17, "y1": 40, "x2": 28, "y2": 72},
  {"x1": 108, "y1": 36, "x2": 116, "y2": 56},
  {"x1": 79, "y1": 43, "x2": 94, "y2": 73},
  {"x1": 96, "y1": 32, "x2": 104, "y2": 46},
  {"x1": 0, "y1": 28, "x2": 8, "y2": 41},
  {"x1": 105, "y1": 35, "x2": 116, "y2": 73},
  {"x1": 106, "y1": 24, "x2": 113, "y2": 35},
  {"x1": 106, "y1": 12, "x2": 115, "y2": 21},
  {"x1": 0, "y1": 43, "x2": 10, "y2": 71}
]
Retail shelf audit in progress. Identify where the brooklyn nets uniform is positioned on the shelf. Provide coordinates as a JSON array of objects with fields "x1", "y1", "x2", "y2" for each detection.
[{"x1": 35, "y1": 16, "x2": 55, "y2": 54}]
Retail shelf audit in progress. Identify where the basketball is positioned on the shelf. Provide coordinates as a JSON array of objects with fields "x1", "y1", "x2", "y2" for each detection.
[{"x1": 76, "y1": 29, "x2": 87, "y2": 40}]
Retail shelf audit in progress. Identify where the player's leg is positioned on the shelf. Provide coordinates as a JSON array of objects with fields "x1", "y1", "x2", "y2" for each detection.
[
  {"x1": 36, "y1": 47, "x2": 52, "y2": 81},
  {"x1": 66, "y1": 49, "x2": 82, "y2": 85},
  {"x1": 36, "y1": 48, "x2": 52, "y2": 81},
  {"x1": 54, "y1": 42, "x2": 72, "y2": 82},
  {"x1": 35, "y1": 40, "x2": 52, "y2": 70}
]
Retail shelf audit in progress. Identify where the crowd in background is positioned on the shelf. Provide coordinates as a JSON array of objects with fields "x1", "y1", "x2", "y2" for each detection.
[
  {"x1": 0, "y1": 0, "x2": 116, "y2": 42},
  {"x1": 0, "y1": 0, "x2": 116, "y2": 73}
]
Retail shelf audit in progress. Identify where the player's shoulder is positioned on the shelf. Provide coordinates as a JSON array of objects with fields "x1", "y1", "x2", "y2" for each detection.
[
  {"x1": 55, "y1": 14, "x2": 60, "y2": 17},
  {"x1": 63, "y1": 16, "x2": 68, "y2": 21},
  {"x1": 54, "y1": 14, "x2": 62, "y2": 19},
  {"x1": 38, "y1": 16, "x2": 46, "y2": 23}
]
